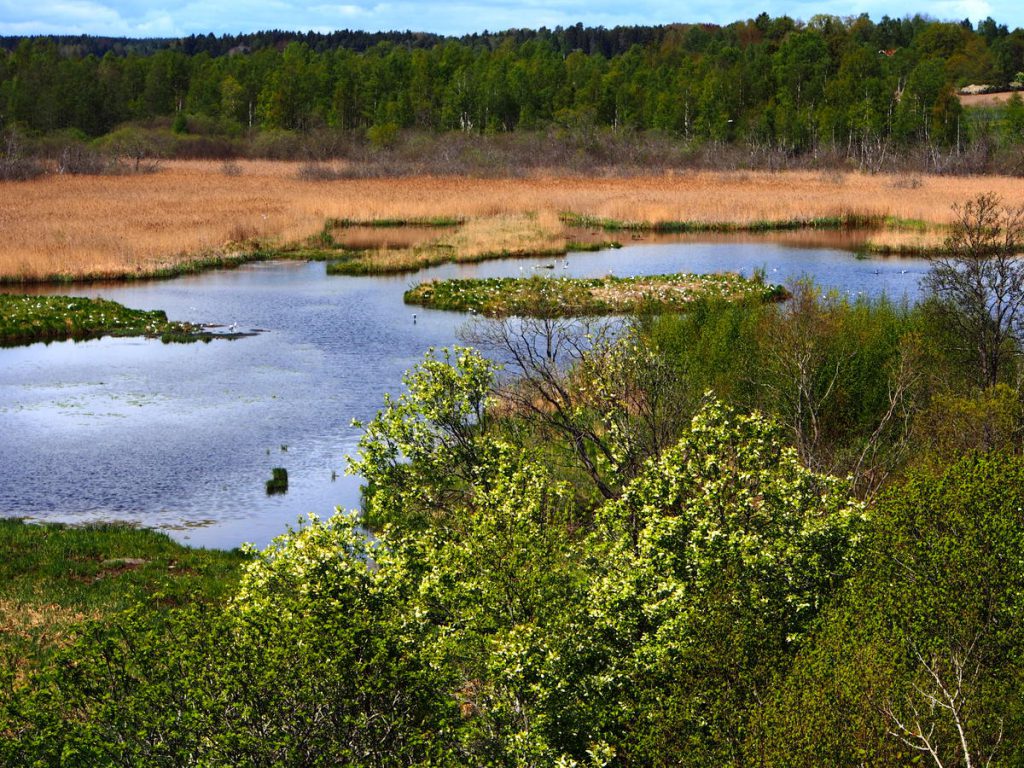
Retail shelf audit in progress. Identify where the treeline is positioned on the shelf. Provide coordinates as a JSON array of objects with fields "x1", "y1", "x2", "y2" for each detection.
[
  {"x1": 0, "y1": 23, "x2": 665, "y2": 59},
  {"x1": 1, "y1": 13, "x2": 1023, "y2": 155}
]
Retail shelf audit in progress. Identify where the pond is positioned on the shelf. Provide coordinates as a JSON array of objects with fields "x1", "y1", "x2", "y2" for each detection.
[{"x1": 0, "y1": 238, "x2": 930, "y2": 550}]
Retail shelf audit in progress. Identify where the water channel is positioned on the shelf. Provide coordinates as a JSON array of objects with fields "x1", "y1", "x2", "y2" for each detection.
[{"x1": 0, "y1": 237, "x2": 930, "y2": 549}]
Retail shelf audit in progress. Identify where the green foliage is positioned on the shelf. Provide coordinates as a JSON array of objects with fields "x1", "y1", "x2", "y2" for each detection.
[
  {"x1": 0, "y1": 519, "x2": 245, "y2": 671},
  {"x1": 584, "y1": 400, "x2": 866, "y2": 765},
  {"x1": 2, "y1": 15, "x2": 1022, "y2": 156},
  {"x1": 762, "y1": 454, "x2": 1024, "y2": 766},
  {"x1": 348, "y1": 345, "x2": 499, "y2": 529},
  {"x1": 171, "y1": 110, "x2": 188, "y2": 134},
  {"x1": 3, "y1": 515, "x2": 461, "y2": 767},
  {"x1": 6, "y1": 306, "x2": 1024, "y2": 764},
  {"x1": 264, "y1": 466, "x2": 288, "y2": 494},
  {"x1": 367, "y1": 121, "x2": 399, "y2": 148},
  {"x1": 912, "y1": 383, "x2": 1023, "y2": 469},
  {"x1": 0, "y1": 387, "x2": 868, "y2": 766},
  {"x1": 648, "y1": 287, "x2": 926, "y2": 492}
]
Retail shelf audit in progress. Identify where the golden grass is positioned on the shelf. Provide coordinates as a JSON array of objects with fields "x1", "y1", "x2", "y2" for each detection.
[
  {"x1": 865, "y1": 228, "x2": 948, "y2": 254},
  {"x1": 437, "y1": 211, "x2": 566, "y2": 261},
  {"x1": 0, "y1": 598, "x2": 99, "y2": 684},
  {"x1": 957, "y1": 91, "x2": 1020, "y2": 107},
  {"x1": 1, "y1": 161, "x2": 1022, "y2": 281}
]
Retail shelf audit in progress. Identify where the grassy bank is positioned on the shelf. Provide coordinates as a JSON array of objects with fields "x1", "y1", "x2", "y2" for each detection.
[
  {"x1": 0, "y1": 294, "x2": 221, "y2": 346},
  {"x1": 404, "y1": 272, "x2": 787, "y2": 317},
  {"x1": 0, "y1": 519, "x2": 247, "y2": 678},
  {"x1": 559, "y1": 211, "x2": 887, "y2": 233}
]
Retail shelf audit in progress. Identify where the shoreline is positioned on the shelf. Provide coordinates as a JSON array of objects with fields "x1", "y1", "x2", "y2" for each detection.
[{"x1": 0, "y1": 213, "x2": 947, "y2": 288}]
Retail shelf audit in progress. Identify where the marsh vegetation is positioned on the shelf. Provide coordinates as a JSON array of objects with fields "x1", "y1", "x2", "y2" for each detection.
[
  {"x1": 0, "y1": 294, "x2": 217, "y2": 346},
  {"x1": 404, "y1": 272, "x2": 787, "y2": 316},
  {"x1": 1, "y1": 162, "x2": 1019, "y2": 284}
]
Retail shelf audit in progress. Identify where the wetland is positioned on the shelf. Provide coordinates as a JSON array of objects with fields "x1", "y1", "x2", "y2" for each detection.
[{"x1": 0, "y1": 235, "x2": 930, "y2": 549}]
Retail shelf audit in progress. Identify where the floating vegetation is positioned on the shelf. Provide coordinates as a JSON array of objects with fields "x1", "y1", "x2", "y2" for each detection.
[
  {"x1": 265, "y1": 468, "x2": 289, "y2": 495},
  {"x1": 404, "y1": 273, "x2": 787, "y2": 318},
  {"x1": 0, "y1": 294, "x2": 225, "y2": 347}
]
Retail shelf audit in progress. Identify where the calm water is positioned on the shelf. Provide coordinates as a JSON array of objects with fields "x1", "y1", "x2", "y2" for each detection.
[{"x1": 0, "y1": 241, "x2": 929, "y2": 549}]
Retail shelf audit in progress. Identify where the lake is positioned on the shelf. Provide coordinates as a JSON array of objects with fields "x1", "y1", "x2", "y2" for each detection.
[{"x1": 0, "y1": 239, "x2": 930, "y2": 549}]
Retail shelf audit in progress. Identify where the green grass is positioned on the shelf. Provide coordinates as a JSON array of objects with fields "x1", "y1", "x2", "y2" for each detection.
[
  {"x1": 864, "y1": 242, "x2": 947, "y2": 256},
  {"x1": 326, "y1": 244, "x2": 591, "y2": 276},
  {"x1": 882, "y1": 216, "x2": 931, "y2": 232},
  {"x1": 0, "y1": 294, "x2": 220, "y2": 347},
  {"x1": 559, "y1": 211, "x2": 884, "y2": 233},
  {"x1": 404, "y1": 273, "x2": 787, "y2": 318},
  {"x1": 0, "y1": 519, "x2": 247, "y2": 674}
]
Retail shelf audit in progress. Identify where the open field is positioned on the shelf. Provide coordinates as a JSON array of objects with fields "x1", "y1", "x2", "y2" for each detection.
[
  {"x1": 958, "y1": 90, "x2": 1022, "y2": 107},
  {"x1": 1, "y1": 161, "x2": 1022, "y2": 282}
]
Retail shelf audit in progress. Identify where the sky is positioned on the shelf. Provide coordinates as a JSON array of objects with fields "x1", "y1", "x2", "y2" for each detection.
[{"x1": 0, "y1": 0, "x2": 1021, "y2": 39}]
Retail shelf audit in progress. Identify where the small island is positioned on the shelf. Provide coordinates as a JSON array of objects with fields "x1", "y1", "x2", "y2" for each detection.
[
  {"x1": 0, "y1": 294, "x2": 221, "y2": 347},
  {"x1": 403, "y1": 272, "x2": 787, "y2": 317}
]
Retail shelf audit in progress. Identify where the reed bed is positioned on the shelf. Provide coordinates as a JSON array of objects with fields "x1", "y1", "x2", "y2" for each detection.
[{"x1": 1, "y1": 161, "x2": 1021, "y2": 282}]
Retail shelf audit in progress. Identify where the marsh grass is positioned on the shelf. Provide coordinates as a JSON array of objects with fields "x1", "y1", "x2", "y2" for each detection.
[
  {"x1": 558, "y1": 211, "x2": 886, "y2": 233},
  {"x1": 404, "y1": 273, "x2": 786, "y2": 317},
  {"x1": 327, "y1": 212, "x2": 573, "y2": 274},
  {"x1": 0, "y1": 519, "x2": 246, "y2": 677},
  {"x1": 1, "y1": 162, "x2": 1018, "y2": 282}
]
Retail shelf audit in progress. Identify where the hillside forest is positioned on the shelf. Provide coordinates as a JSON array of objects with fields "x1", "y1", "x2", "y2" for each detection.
[{"x1": 1, "y1": 14, "x2": 1024, "y2": 173}]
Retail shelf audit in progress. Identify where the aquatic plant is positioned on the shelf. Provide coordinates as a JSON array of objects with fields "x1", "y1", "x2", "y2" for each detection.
[{"x1": 266, "y1": 467, "x2": 289, "y2": 495}]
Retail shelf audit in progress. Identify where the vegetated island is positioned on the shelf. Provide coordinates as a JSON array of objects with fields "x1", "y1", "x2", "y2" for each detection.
[
  {"x1": 0, "y1": 294, "x2": 227, "y2": 346},
  {"x1": 403, "y1": 272, "x2": 787, "y2": 317}
]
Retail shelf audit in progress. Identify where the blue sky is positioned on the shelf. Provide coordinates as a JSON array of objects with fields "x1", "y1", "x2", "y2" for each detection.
[{"x1": 0, "y1": 0, "x2": 1021, "y2": 38}]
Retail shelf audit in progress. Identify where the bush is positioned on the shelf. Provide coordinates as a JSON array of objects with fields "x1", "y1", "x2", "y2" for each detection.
[
  {"x1": 1, "y1": 516, "x2": 463, "y2": 767},
  {"x1": 0, "y1": 131, "x2": 45, "y2": 181}
]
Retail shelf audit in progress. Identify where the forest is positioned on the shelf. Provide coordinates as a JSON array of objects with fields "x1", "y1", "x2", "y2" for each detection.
[{"x1": 1, "y1": 14, "x2": 1024, "y2": 169}]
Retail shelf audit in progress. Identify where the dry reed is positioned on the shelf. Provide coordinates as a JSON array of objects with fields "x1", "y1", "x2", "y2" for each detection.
[{"x1": 1, "y1": 161, "x2": 1021, "y2": 282}]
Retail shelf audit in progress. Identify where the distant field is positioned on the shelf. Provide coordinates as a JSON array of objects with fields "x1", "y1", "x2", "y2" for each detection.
[
  {"x1": 1, "y1": 161, "x2": 1021, "y2": 282},
  {"x1": 958, "y1": 90, "x2": 1022, "y2": 107}
]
